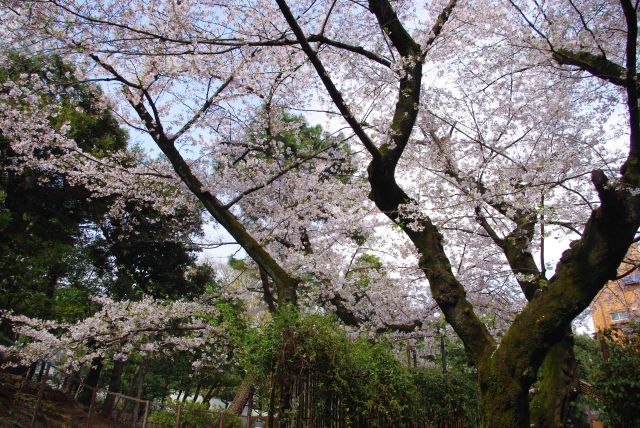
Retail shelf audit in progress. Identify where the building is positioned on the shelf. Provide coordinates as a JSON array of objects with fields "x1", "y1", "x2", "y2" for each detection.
[{"x1": 590, "y1": 245, "x2": 640, "y2": 332}]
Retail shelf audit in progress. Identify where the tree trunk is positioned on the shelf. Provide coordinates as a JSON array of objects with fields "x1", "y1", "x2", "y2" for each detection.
[
  {"x1": 478, "y1": 350, "x2": 534, "y2": 428},
  {"x1": 278, "y1": 375, "x2": 293, "y2": 428},
  {"x1": 215, "y1": 380, "x2": 254, "y2": 428},
  {"x1": 529, "y1": 331, "x2": 578, "y2": 428},
  {"x1": 160, "y1": 377, "x2": 170, "y2": 404},
  {"x1": 268, "y1": 372, "x2": 276, "y2": 428},
  {"x1": 478, "y1": 329, "x2": 578, "y2": 427},
  {"x1": 227, "y1": 379, "x2": 254, "y2": 415},
  {"x1": 202, "y1": 385, "x2": 216, "y2": 407},
  {"x1": 26, "y1": 362, "x2": 37, "y2": 380},
  {"x1": 131, "y1": 357, "x2": 147, "y2": 426},
  {"x1": 63, "y1": 368, "x2": 81, "y2": 394},
  {"x1": 43, "y1": 262, "x2": 64, "y2": 317},
  {"x1": 78, "y1": 357, "x2": 103, "y2": 406},
  {"x1": 101, "y1": 359, "x2": 125, "y2": 416},
  {"x1": 35, "y1": 361, "x2": 47, "y2": 382},
  {"x1": 192, "y1": 382, "x2": 202, "y2": 403}
]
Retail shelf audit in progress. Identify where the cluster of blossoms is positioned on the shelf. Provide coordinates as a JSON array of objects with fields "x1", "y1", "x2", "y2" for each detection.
[
  {"x1": 0, "y1": 297, "x2": 227, "y2": 371},
  {"x1": 0, "y1": 74, "x2": 198, "y2": 224}
]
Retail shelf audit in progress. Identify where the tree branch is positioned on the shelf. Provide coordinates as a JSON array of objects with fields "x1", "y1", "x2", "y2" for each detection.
[
  {"x1": 119, "y1": 80, "x2": 300, "y2": 305},
  {"x1": 222, "y1": 140, "x2": 340, "y2": 209},
  {"x1": 552, "y1": 49, "x2": 629, "y2": 87},
  {"x1": 170, "y1": 76, "x2": 234, "y2": 142},
  {"x1": 275, "y1": 0, "x2": 382, "y2": 161}
]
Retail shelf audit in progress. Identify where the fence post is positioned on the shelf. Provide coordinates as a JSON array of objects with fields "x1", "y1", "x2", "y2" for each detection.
[
  {"x1": 85, "y1": 388, "x2": 96, "y2": 428},
  {"x1": 176, "y1": 404, "x2": 182, "y2": 428},
  {"x1": 29, "y1": 362, "x2": 50, "y2": 428},
  {"x1": 142, "y1": 400, "x2": 150, "y2": 428},
  {"x1": 218, "y1": 410, "x2": 224, "y2": 428}
]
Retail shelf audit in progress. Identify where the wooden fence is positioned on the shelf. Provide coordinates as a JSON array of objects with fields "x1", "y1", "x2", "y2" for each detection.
[{"x1": 4, "y1": 361, "x2": 466, "y2": 427}]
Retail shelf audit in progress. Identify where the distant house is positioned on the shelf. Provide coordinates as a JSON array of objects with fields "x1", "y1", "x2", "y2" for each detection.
[{"x1": 590, "y1": 245, "x2": 640, "y2": 332}]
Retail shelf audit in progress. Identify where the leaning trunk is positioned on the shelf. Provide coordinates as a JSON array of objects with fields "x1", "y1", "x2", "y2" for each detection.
[
  {"x1": 215, "y1": 379, "x2": 254, "y2": 428},
  {"x1": 227, "y1": 379, "x2": 254, "y2": 416}
]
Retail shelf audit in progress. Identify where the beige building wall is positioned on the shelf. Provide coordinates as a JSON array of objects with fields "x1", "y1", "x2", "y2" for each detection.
[{"x1": 591, "y1": 245, "x2": 640, "y2": 331}]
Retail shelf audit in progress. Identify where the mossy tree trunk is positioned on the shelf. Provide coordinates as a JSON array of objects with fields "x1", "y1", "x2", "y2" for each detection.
[
  {"x1": 477, "y1": 330, "x2": 577, "y2": 427},
  {"x1": 529, "y1": 331, "x2": 578, "y2": 427}
]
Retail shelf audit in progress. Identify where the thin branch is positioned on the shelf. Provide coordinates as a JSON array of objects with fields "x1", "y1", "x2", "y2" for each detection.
[
  {"x1": 222, "y1": 140, "x2": 341, "y2": 209},
  {"x1": 276, "y1": 0, "x2": 382, "y2": 160}
]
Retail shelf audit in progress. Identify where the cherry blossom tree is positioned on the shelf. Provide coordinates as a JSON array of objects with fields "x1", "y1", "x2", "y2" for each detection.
[{"x1": 1, "y1": 0, "x2": 639, "y2": 425}]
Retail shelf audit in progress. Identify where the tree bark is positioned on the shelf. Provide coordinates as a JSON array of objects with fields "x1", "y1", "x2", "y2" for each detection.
[
  {"x1": 216, "y1": 380, "x2": 254, "y2": 428},
  {"x1": 192, "y1": 382, "x2": 202, "y2": 403},
  {"x1": 529, "y1": 330, "x2": 578, "y2": 428},
  {"x1": 131, "y1": 357, "x2": 147, "y2": 426},
  {"x1": 227, "y1": 379, "x2": 254, "y2": 416},
  {"x1": 202, "y1": 385, "x2": 216, "y2": 408},
  {"x1": 101, "y1": 359, "x2": 125, "y2": 416},
  {"x1": 114, "y1": 1, "x2": 640, "y2": 425},
  {"x1": 78, "y1": 357, "x2": 103, "y2": 406}
]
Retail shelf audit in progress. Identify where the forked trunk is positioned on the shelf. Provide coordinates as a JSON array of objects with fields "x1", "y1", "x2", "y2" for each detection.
[{"x1": 478, "y1": 330, "x2": 578, "y2": 427}]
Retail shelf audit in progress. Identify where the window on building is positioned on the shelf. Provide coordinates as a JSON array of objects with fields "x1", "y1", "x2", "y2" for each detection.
[{"x1": 611, "y1": 311, "x2": 630, "y2": 322}]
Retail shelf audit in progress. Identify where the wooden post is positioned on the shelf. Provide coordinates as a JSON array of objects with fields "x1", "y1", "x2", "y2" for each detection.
[
  {"x1": 142, "y1": 400, "x2": 150, "y2": 428},
  {"x1": 440, "y1": 334, "x2": 447, "y2": 374},
  {"x1": 85, "y1": 388, "x2": 96, "y2": 428},
  {"x1": 218, "y1": 410, "x2": 224, "y2": 428},
  {"x1": 30, "y1": 363, "x2": 50, "y2": 428},
  {"x1": 176, "y1": 404, "x2": 182, "y2": 428}
]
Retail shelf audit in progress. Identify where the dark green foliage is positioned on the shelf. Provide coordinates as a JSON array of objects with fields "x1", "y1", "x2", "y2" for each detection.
[
  {"x1": 0, "y1": 52, "x2": 208, "y2": 330},
  {"x1": 88, "y1": 204, "x2": 204, "y2": 300},
  {"x1": 244, "y1": 309, "x2": 479, "y2": 426},
  {"x1": 412, "y1": 368, "x2": 479, "y2": 426},
  {"x1": 0, "y1": 53, "x2": 127, "y2": 323},
  {"x1": 573, "y1": 334, "x2": 601, "y2": 383},
  {"x1": 594, "y1": 323, "x2": 640, "y2": 427},
  {"x1": 0, "y1": 190, "x2": 10, "y2": 230},
  {"x1": 570, "y1": 328, "x2": 640, "y2": 427}
]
